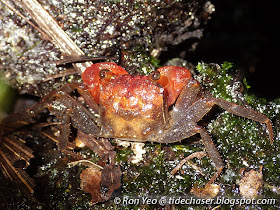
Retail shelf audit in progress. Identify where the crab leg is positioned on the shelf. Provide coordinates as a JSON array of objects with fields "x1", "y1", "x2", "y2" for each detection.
[
  {"x1": 156, "y1": 88, "x2": 273, "y2": 185},
  {"x1": 172, "y1": 78, "x2": 201, "y2": 121},
  {"x1": 2, "y1": 85, "x2": 101, "y2": 149},
  {"x1": 179, "y1": 96, "x2": 273, "y2": 143},
  {"x1": 210, "y1": 98, "x2": 273, "y2": 143},
  {"x1": 154, "y1": 122, "x2": 224, "y2": 185},
  {"x1": 58, "y1": 113, "x2": 71, "y2": 150},
  {"x1": 38, "y1": 91, "x2": 101, "y2": 143},
  {"x1": 194, "y1": 126, "x2": 224, "y2": 185}
]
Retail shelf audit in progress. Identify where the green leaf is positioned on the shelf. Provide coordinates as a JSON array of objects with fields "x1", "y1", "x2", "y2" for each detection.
[{"x1": 221, "y1": 61, "x2": 233, "y2": 71}]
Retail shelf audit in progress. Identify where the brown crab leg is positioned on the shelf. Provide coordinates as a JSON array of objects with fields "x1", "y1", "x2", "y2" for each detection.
[
  {"x1": 182, "y1": 97, "x2": 273, "y2": 143},
  {"x1": 194, "y1": 126, "x2": 224, "y2": 185},
  {"x1": 172, "y1": 78, "x2": 201, "y2": 121},
  {"x1": 154, "y1": 122, "x2": 224, "y2": 185},
  {"x1": 210, "y1": 98, "x2": 273, "y2": 143},
  {"x1": 155, "y1": 91, "x2": 272, "y2": 185},
  {"x1": 58, "y1": 113, "x2": 71, "y2": 150}
]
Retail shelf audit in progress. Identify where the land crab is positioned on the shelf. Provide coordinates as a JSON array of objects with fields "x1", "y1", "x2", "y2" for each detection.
[{"x1": 0, "y1": 62, "x2": 273, "y2": 200}]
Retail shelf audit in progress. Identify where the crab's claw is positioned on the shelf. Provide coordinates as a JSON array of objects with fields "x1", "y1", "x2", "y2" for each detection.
[{"x1": 157, "y1": 66, "x2": 191, "y2": 106}]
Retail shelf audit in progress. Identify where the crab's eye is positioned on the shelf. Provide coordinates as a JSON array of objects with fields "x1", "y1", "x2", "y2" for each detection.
[
  {"x1": 99, "y1": 69, "x2": 110, "y2": 78},
  {"x1": 149, "y1": 70, "x2": 161, "y2": 81}
]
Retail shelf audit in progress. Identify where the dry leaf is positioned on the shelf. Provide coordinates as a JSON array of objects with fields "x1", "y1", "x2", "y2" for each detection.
[
  {"x1": 80, "y1": 158, "x2": 122, "y2": 204},
  {"x1": 239, "y1": 167, "x2": 263, "y2": 198}
]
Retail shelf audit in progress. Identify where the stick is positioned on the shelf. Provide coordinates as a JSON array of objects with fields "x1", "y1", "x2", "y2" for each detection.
[{"x1": 2, "y1": 0, "x2": 92, "y2": 73}]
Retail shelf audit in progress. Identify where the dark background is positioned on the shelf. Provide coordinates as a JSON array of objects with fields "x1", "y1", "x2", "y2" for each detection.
[{"x1": 188, "y1": 0, "x2": 280, "y2": 99}]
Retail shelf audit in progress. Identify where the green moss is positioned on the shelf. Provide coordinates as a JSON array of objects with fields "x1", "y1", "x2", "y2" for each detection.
[
  {"x1": 196, "y1": 62, "x2": 235, "y2": 102},
  {"x1": 71, "y1": 26, "x2": 82, "y2": 33},
  {"x1": 129, "y1": 45, "x2": 159, "y2": 75},
  {"x1": 0, "y1": 75, "x2": 16, "y2": 115},
  {"x1": 221, "y1": 61, "x2": 233, "y2": 71}
]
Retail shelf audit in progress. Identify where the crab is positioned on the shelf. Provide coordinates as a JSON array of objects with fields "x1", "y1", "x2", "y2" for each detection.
[{"x1": 0, "y1": 62, "x2": 273, "y2": 198}]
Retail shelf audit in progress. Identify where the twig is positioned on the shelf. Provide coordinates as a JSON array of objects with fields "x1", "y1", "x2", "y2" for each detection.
[{"x1": 1, "y1": 0, "x2": 92, "y2": 73}]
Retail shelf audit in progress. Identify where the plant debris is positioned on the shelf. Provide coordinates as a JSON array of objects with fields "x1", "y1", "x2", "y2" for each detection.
[
  {"x1": 238, "y1": 167, "x2": 263, "y2": 199},
  {"x1": 80, "y1": 161, "x2": 121, "y2": 204},
  {"x1": 191, "y1": 183, "x2": 220, "y2": 199}
]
